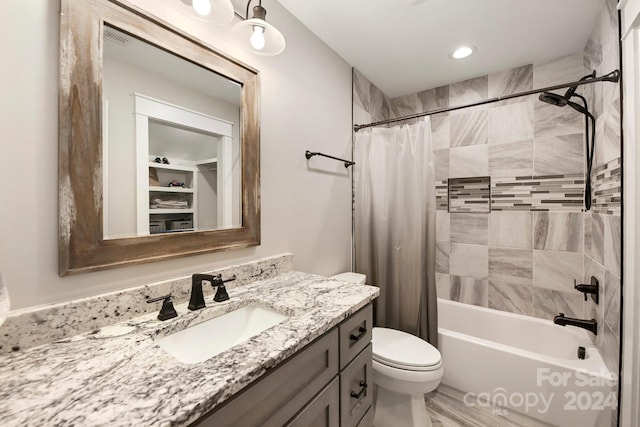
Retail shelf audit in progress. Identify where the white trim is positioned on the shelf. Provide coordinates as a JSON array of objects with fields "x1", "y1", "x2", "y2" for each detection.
[
  {"x1": 622, "y1": 0, "x2": 640, "y2": 38},
  {"x1": 133, "y1": 94, "x2": 234, "y2": 235},
  {"x1": 133, "y1": 93, "x2": 233, "y2": 137},
  {"x1": 102, "y1": 99, "x2": 109, "y2": 238},
  {"x1": 620, "y1": 1, "x2": 640, "y2": 424},
  {"x1": 135, "y1": 114, "x2": 150, "y2": 236},
  {"x1": 217, "y1": 136, "x2": 233, "y2": 228}
]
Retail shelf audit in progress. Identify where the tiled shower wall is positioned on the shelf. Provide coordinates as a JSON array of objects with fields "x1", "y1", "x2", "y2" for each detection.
[
  {"x1": 352, "y1": 0, "x2": 621, "y2": 378},
  {"x1": 402, "y1": 56, "x2": 592, "y2": 319},
  {"x1": 582, "y1": 0, "x2": 621, "y2": 382}
]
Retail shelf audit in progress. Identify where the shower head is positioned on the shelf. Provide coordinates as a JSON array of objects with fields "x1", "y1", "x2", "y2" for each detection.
[
  {"x1": 538, "y1": 71, "x2": 597, "y2": 109},
  {"x1": 539, "y1": 92, "x2": 569, "y2": 107},
  {"x1": 539, "y1": 91, "x2": 592, "y2": 119}
]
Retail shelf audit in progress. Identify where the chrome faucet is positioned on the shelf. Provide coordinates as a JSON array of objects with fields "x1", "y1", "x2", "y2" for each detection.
[
  {"x1": 188, "y1": 273, "x2": 235, "y2": 311},
  {"x1": 553, "y1": 313, "x2": 598, "y2": 335}
]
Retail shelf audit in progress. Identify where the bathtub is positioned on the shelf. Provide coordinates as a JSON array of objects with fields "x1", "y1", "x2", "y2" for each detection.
[{"x1": 437, "y1": 299, "x2": 616, "y2": 427}]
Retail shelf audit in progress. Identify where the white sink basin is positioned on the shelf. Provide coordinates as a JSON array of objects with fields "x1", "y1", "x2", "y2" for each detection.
[{"x1": 157, "y1": 305, "x2": 289, "y2": 364}]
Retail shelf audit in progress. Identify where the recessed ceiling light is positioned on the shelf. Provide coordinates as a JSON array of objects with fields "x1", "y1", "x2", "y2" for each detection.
[{"x1": 451, "y1": 46, "x2": 476, "y2": 60}]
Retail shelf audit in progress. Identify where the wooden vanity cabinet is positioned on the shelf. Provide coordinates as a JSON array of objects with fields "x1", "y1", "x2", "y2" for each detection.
[{"x1": 192, "y1": 304, "x2": 373, "y2": 427}]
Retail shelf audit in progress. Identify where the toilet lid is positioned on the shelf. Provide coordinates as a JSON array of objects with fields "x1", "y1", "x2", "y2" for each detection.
[{"x1": 372, "y1": 327, "x2": 442, "y2": 371}]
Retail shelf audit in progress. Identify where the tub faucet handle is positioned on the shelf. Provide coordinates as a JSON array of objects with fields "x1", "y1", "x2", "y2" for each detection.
[
  {"x1": 574, "y1": 277, "x2": 599, "y2": 304},
  {"x1": 573, "y1": 279, "x2": 587, "y2": 301}
]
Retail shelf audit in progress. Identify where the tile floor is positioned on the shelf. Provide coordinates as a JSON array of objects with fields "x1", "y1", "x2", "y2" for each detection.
[{"x1": 425, "y1": 386, "x2": 553, "y2": 427}]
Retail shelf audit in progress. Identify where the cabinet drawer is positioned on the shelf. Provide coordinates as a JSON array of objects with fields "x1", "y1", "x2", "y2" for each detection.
[
  {"x1": 194, "y1": 329, "x2": 339, "y2": 427},
  {"x1": 340, "y1": 344, "x2": 373, "y2": 427},
  {"x1": 339, "y1": 304, "x2": 372, "y2": 369},
  {"x1": 286, "y1": 377, "x2": 339, "y2": 427}
]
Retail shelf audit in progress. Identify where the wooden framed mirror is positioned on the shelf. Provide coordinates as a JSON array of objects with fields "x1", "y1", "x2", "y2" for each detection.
[{"x1": 59, "y1": 0, "x2": 260, "y2": 276}]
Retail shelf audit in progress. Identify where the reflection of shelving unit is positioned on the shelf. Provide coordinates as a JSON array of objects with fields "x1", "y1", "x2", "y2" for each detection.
[
  {"x1": 148, "y1": 162, "x2": 196, "y2": 234},
  {"x1": 150, "y1": 209, "x2": 195, "y2": 214},
  {"x1": 135, "y1": 93, "x2": 233, "y2": 236},
  {"x1": 194, "y1": 157, "x2": 218, "y2": 167},
  {"x1": 149, "y1": 186, "x2": 193, "y2": 193}
]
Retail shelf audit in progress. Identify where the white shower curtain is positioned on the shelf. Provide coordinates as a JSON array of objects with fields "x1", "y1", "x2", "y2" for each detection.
[{"x1": 354, "y1": 119, "x2": 438, "y2": 346}]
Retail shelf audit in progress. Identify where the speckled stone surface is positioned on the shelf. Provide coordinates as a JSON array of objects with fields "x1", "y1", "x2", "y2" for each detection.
[
  {"x1": 0, "y1": 271, "x2": 379, "y2": 426},
  {"x1": 0, "y1": 254, "x2": 293, "y2": 354},
  {"x1": 0, "y1": 273, "x2": 9, "y2": 326}
]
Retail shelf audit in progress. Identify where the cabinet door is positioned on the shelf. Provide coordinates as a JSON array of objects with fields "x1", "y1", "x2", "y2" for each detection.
[
  {"x1": 193, "y1": 329, "x2": 339, "y2": 427},
  {"x1": 339, "y1": 305, "x2": 372, "y2": 369},
  {"x1": 286, "y1": 378, "x2": 339, "y2": 427},
  {"x1": 356, "y1": 405, "x2": 374, "y2": 427},
  {"x1": 340, "y1": 344, "x2": 373, "y2": 427}
]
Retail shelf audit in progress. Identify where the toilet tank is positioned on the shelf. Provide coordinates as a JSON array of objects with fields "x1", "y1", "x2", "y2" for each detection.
[{"x1": 330, "y1": 272, "x2": 366, "y2": 285}]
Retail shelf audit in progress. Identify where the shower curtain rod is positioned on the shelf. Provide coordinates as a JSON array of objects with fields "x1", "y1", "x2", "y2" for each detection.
[{"x1": 353, "y1": 69, "x2": 620, "y2": 132}]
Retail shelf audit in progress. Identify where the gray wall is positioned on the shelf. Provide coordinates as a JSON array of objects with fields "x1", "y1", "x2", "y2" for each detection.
[{"x1": 0, "y1": 0, "x2": 353, "y2": 309}]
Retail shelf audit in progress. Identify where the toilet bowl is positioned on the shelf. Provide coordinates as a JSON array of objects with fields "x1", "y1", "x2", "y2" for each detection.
[
  {"x1": 330, "y1": 273, "x2": 443, "y2": 427},
  {"x1": 372, "y1": 327, "x2": 442, "y2": 427}
]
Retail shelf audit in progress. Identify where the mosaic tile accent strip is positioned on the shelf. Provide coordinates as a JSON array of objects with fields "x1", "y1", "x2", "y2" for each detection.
[
  {"x1": 491, "y1": 174, "x2": 584, "y2": 211},
  {"x1": 592, "y1": 157, "x2": 621, "y2": 214},
  {"x1": 436, "y1": 180, "x2": 448, "y2": 210},
  {"x1": 448, "y1": 177, "x2": 491, "y2": 213}
]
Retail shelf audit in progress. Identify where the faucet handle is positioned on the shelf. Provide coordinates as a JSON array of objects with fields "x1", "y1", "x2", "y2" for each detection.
[
  {"x1": 213, "y1": 284, "x2": 230, "y2": 302},
  {"x1": 211, "y1": 274, "x2": 234, "y2": 302},
  {"x1": 574, "y1": 279, "x2": 587, "y2": 301},
  {"x1": 146, "y1": 294, "x2": 178, "y2": 321},
  {"x1": 574, "y1": 276, "x2": 599, "y2": 304},
  {"x1": 213, "y1": 274, "x2": 236, "y2": 284}
]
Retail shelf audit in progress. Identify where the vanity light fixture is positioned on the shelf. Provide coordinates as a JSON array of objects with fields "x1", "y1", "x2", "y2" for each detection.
[
  {"x1": 178, "y1": 0, "x2": 235, "y2": 25},
  {"x1": 451, "y1": 45, "x2": 476, "y2": 60},
  {"x1": 232, "y1": 0, "x2": 286, "y2": 56}
]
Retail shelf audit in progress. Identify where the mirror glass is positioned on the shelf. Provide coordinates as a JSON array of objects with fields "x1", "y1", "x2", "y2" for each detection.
[
  {"x1": 58, "y1": 0, "x2": 260, "y2": 275},
  {"x1": 102, "y1": 25, "x2": 242, "y2": 239}
]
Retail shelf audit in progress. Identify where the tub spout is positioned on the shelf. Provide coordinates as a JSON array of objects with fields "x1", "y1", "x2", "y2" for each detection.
[{"x1": 553, "y1": 313, "x2": 597, "y2": 335}]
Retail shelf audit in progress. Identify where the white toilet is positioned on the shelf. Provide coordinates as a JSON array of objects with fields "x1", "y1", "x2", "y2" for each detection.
[{"x1": 331, "y1": 272, "x2": 443, "y2": 427}]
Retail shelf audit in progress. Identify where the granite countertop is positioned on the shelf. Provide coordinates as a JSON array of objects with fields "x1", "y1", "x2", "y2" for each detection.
[{"x1": 0, "y1": 271, "x2": 379, "y2": 426}]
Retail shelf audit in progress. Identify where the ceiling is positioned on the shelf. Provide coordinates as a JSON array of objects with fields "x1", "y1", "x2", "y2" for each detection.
[
  {"x1": 103, "y1": 25, "x2": 242, "y2": 106},
  {"x1": 275, "y1": 0, "x2": 606, "y2": 98}
]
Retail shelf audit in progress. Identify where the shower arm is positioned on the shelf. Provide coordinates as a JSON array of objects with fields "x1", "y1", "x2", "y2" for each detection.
[{"x1": 354, "y1": 70, "x2": 620, "y2": 132}]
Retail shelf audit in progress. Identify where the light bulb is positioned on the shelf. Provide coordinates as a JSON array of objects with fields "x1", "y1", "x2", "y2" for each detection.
[
  {"x1": 451, "y1": 46, "x2": 475, "y2": 59},
  {"x1": 250, "y1": 26, "x2": 266, "y2": 50},
  {"x1": 192, "y1": 0, "x2": 211, "y2": 16}
]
